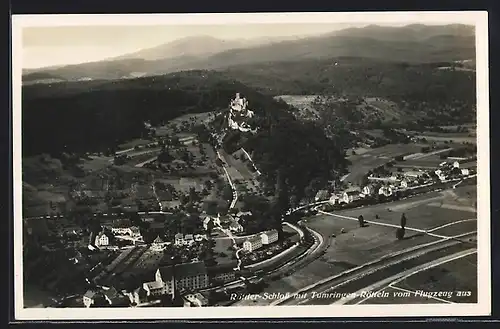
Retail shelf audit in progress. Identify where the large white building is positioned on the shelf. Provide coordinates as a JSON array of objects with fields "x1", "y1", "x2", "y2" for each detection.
[
  {"x1": 155, "y1": 261, "x2": 209, "y2": 294},
  {"x1": 261, "y1": 229, "x2": 279, "y2": 245},
  {"x1": 243, "y1": 236, "x2": 263, "y2": 252},
  {"x1": 95, "y1": 232, "x2": 109, "y2": 247}
]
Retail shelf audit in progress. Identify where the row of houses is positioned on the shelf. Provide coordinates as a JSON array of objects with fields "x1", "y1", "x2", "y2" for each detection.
[
  {"x1": 317, "y1": 161, "x2": 473, "y2": 205},
  {"x1": 242, "y1": 229, "x2": 279, "y2": 252},
  {"x1": 174, "y1": 233, "x2": 206, "y2": 246}
]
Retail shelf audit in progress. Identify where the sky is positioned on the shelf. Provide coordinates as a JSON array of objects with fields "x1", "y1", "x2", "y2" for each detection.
[
  {"x1": 18, "y1": 11, "x2": 476, "y2": 70},
  {"x1": 21, "y1": 23, "x2": 403, "y2": 69}
]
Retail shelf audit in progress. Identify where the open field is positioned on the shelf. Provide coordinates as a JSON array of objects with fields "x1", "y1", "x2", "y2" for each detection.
[
  {"x1": 308, "y1": 215, "x2": 440, "y2": 266},
  {"x1": 334, "y1": 188, "x2": 476, "y2": 232},
  {"x1": 393, "y1": 154, "x2": 476, "y2": 170},
  {"x1": 154, "y1": 112, "x2": 214, "y2": 137},
  {"x1": 359, "y1": 252, "x2": 477, "y2": 304},
  {"x1": 23, "y1": 136, "x2": 224, "y2": 217},
  {"x1": 345, "y1": 143, "x2": 427, "y2": 184},
  {"x1": 364, "y1": 97, "x2": 401, "y2": 121},
  {"x1": 394, "y1": 253, "x2": 477, "y2": 303},
  {"x1": 274, "y1": 95, "x2": 321, "y2": 115},
  {"x1": 412, "y1": 134, "x2": 476, "y2": 144},
  {"x1": 250, "y1": 186, "x2": 477, "y2": 304}
]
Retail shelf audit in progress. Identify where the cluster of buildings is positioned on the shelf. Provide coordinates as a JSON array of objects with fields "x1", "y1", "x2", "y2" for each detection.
[
  {"x1": 202, "y1": 211, "x2": 250, "y2": 234},
  {"x1": 88, "y1": 221, "x2": 144, "y2": 251},
  {"x1": 83, "y1": 259, "x2": 238, "y2": 308},
  {"x1": 174, "y1": 233, "x2": 206, "y2": 247},
  {"x1": 317, "y1": 160, "x2": 474, "y2": 205},
  {"x1": 242, "y1": 229, "x2": 279, "y2": 252}
]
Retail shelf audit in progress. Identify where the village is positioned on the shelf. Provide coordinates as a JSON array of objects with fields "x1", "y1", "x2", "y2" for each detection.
[
  {"x1": 315, "y1": 158, "x2": 476, "y2": 208},
  {"x1": 22, "y1": 92, "x2": 477, "y2": 309}
]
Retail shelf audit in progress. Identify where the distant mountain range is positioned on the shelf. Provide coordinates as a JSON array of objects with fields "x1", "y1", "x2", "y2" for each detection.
[{"x1": 22, "y1": 24, "x2": 475, "y2": 84}]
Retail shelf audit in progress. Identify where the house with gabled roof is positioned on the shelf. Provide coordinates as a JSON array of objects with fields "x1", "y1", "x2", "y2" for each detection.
[
  {"x1": 83, "y1": 290, "x2": 107, "y2": 308},
  {"x1": 151, "y1": 235, "x2": 168, "y2": 251}
]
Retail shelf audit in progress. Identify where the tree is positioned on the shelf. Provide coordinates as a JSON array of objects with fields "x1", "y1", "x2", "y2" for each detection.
[
  {"x1": 358, "y1": 215, "x2": 365, "y2": 228},
  {"x1": 222, "y1": 185, "x2": 234, "y2": 201},
  {"x1": 400, "y1": 213, "x2": 407, "y2": 229},
  {"x1": 396, "y1": 227, "x2": 405, "y2": 240},
  {"x1": 179, "y1": 194, "x2": 189, "y2": 205},
  {"x1": 189, "y1": 187, "x2": 200, "y2": 203}
]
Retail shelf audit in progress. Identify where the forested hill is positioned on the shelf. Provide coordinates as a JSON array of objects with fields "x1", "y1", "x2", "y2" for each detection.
[
  {"x1": 21, "y1": 70, "x2": 294, "y2": 156},
  {"x1": 23, "y1": 70, "x2": 349, "y2": 204},
  {"x1": 220, "y1": 57, "x2": 475, "y2": 100},
  {"x1": 219, "y1": 57, "x2": 476, "y2": 124},
  {"x1": 23, "y1": 24, "x2": 474, "y2": 83}
]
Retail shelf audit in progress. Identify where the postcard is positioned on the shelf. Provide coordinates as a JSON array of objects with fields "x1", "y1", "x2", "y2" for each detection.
[{"x1": 12, "y1": 11, "x2": 490, "y2": 320}]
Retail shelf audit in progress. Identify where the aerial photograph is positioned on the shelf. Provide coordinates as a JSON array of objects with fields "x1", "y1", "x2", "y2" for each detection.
[{"x1": 16, "y1": 14, "x2": 483, "y2": 315}]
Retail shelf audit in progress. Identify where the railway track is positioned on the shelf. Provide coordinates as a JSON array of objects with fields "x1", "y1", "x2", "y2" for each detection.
[{"x1": 274, "y1": 231, "x2": 476, "y2": 305}]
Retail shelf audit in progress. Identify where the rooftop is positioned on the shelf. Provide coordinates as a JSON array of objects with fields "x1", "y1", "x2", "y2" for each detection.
[
  {"x1": 158, "y1": 261, "x2": 207, "y2": 281},
  {"x1": 144, "y1": 281, "x2": 164, "y2": 290},
  {"x1": 245, "y1": 236, "x2": 262, "y2": 244},
  {"x1": 263, "y1": 229, "x2": 278, "y2": 236},
  {"x1": 84, "y1": 290, "x2": 99, "y2": 299},
  {"x1": 153, "y1": 235, "x2": 164, "y2": 244}
]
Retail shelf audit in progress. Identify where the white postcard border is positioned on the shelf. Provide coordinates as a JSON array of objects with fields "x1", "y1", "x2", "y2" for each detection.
[{"x1": 12, "y1": 11, "x2": 490, "y2": 320}]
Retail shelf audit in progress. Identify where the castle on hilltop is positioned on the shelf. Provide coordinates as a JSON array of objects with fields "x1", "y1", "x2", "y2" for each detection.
[{"x1": 227, "y1": 93, "x2": 256, "y2": 133}]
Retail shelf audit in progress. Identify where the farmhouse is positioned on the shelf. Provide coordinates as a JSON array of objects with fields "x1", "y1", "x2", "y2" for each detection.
[
  {"x1": 261, "y1": 229, "x2": 279, "y2": 245},
  {"x1": 243, "y1": 236, "x2": 263, "y2": 252},
  {"x1": 361, "y1": 185, "x2": 376, "y2": 197},
  {"x1": 342, "y1": 188, "x2": 362, "y2": 204},
  {"x1": 461, "y1": 168, "x2": 470, "y2": 176},
  {"x1": 328, "y1": 194, "x2": 339, "y2": 205},
  {"x1": 174, "y1": 233, "x2": 184, "y2": 246},
  {"x1": 184, "y1": 234, "x2": 194, "y2": 244},
  {"x1": 378, "y1": 186, "x2": 393, "y2": 197},
  {"x1": 151, "y1": 235, "x2": 168, "y2": 251},
  {"x1": 95, "y1": 232, "x2": 110, "y2": 248}
]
